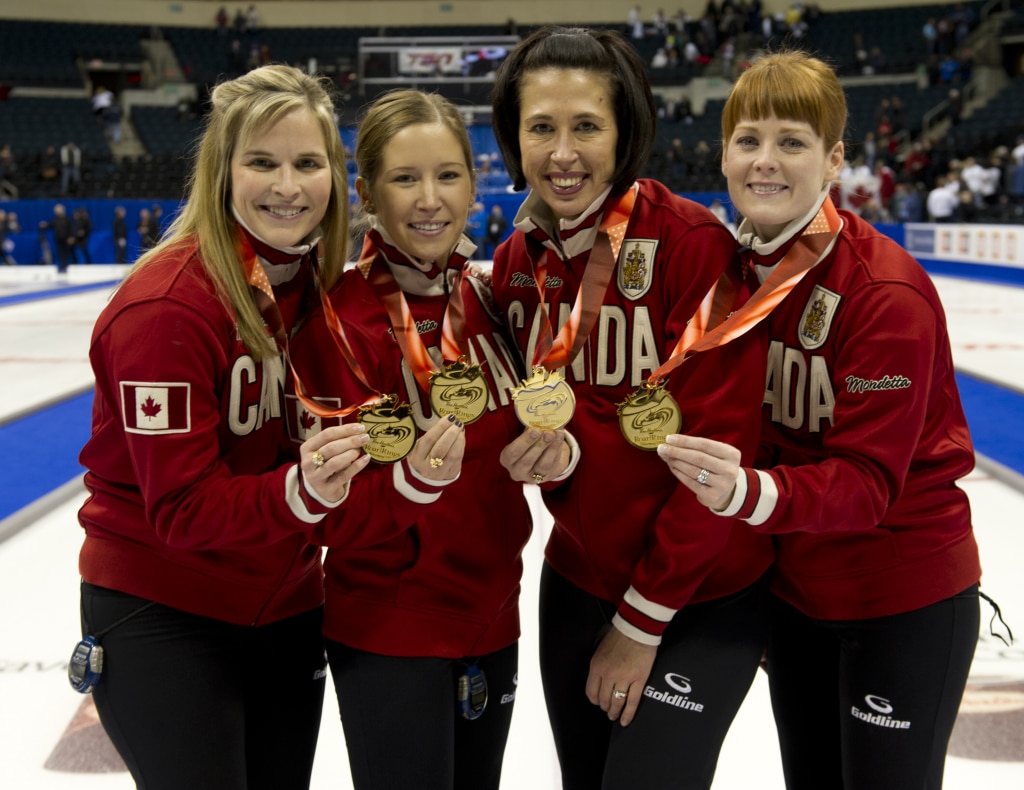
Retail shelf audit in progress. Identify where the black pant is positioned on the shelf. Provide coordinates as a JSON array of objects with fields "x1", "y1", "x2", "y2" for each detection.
[
  {"x1": 326, "y1": 639, "x2": 518, "y2": 790},
  {"x1": 766, "y1": 587, "x2": 980, "y2": 790},
  {"x1": 81, "y1": 583, "x2": 326, "y2": 790},
  {"x1": 539, "y1": 563, "x2": 768, "y2": 790}
]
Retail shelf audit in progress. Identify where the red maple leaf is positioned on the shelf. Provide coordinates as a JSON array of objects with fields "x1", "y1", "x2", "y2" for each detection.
[
  {"x1": 300, "y1": 410, "x2": 317, "y2": 430},
  {"x1": 141, "y1": 396, "x2": 163, "y2": 419}
]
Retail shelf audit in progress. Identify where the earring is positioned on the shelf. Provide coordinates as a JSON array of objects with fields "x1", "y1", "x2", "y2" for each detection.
[{"x1": 363, "y1": 203, "x2": 375, "y2": 215}]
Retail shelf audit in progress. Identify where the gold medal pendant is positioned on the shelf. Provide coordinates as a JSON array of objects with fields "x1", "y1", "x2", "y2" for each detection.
[
  {"x1": 510, "y1": 366, "x2": 576, "y2": 430},
  {"x1": 357, "y1": 396, "x2": 417, "y2": 463},
  {"x1": 617, "y1": 382, "x2": 683, "y2": 450},
  {"x1": 428, "y1": 358, "x2": 489, "y2": 425}
]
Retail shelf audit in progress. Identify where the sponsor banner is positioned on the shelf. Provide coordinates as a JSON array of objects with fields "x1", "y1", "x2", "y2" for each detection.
[
  {"x1": 905, "y1": 223, "x2": 1024, "y2": 269},
  {"x1": 397, "y1": 48, "x2": 463, "y2": 74}
]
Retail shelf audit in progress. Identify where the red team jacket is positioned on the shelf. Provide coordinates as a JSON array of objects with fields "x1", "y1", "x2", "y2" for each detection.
[
  {"x1": 288, "y1": 232, "x2": 533, "y2": 658},
  {"x1": 492, "y1": 180, "x2": 774, "y2": 644},
  {"x1": 78, "y1": 240, "x2": 330, "y2": 626},
  {"x1": 722, "y1": 203, "x2": 982, "y2": 620}
]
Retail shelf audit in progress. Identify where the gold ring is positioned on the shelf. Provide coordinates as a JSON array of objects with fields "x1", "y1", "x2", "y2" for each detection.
[
  {"x1": 532, "y1": 473, "x2": 545, "y2": 483},
  {"x1": 696, "y1": 468, "x2": 710, "y2": 485},
  {"x1": 312, "y1": 451, "x2": 326, "y2": 468},
  {"x1": 612, "y1": 689, "x2": 627, "y2": 700},
  {"x1": 429, "y1": 456, "x2": 444, "y2": 468}
]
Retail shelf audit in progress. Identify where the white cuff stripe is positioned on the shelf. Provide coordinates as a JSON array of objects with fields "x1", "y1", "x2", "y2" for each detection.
[
  {"x1": 611, "y1": 613, "x2": 662, "y2": 646},
  {"x1": 284, "y1": 465, "x2": 326, "y2": 524},
  {"x1": 394, "y1": 461, "x2": 445, "y2": 504},
  {"x1": 747, "y1": 469, "x2": 778, "y2": 526},
  {"x1": 551, "y1": 430, "x2": 581, "y2": 481},
  {"x1": 715, "y1": 468, "x2": 747, "y2": 517},
  {"x1": 623, "y1": 586, "x2": 675, "y2": 623}
]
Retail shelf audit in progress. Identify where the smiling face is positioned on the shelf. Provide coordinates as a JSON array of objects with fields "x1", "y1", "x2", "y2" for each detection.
[
  {"x1": 517, "y1": 68, "x2": 618, "y2": 221},
  {"x1": 356, "y1": 121, "x2": 473, "y2": 265},
  {"x1": 230, "y1": 107, "x2": 332, "y2": 248},
  {"x1": 722, "y1": 114, "x2": 844, "y2": 241}
]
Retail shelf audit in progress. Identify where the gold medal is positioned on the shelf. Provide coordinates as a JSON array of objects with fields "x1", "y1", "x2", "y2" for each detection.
[
  {"x1": 357, "y1": 396, "x2": 417, "y2": 463},
  {"x1": 428, "y1": 358, "x2": 489, "y2": 425},
  {"x1": 510, "y1": 366, "x2": 576, "y2": 430},
  {"x1": 616, "y1": 382, "x2": 683, "y2": 450}
]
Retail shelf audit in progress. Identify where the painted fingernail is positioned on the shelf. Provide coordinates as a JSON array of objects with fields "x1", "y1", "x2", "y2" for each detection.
[{"x1": 448, "y1": 414, "x2": 456, "y2": 422}]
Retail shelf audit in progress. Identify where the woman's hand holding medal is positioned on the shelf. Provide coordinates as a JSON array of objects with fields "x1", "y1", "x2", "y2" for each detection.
[
  {"x1": 301, "y1": 424, "x2": 373, "y2": 504},
  {"x1": 408, "y1": 414, "x2": 466, "y2": 482},
  {"x1": 499, "y1": 427, "x2": 570, "y2": 485},
  {"x1": 656, "y1": 434, "x2": 740, "y2": 512}
]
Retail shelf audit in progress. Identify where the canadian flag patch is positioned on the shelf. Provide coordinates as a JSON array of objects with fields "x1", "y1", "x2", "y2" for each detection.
[
  {"x1": 121, "y1": 382, "x2": 191, "y2": 434},
  {"x1": 284, "y1": 394, "x2": 341, "y2": 443}
]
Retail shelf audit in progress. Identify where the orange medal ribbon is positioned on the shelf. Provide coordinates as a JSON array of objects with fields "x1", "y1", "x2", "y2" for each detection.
[
  {"x1": 359, "y1": 234, "x2": 472, "y2": 395},
  {"x1": 616, "y1": 197, "x2": 841, "y2": 449},
  {"x1": 651, "y1": 196, "x2": 842, "y2": 386},
  {"x1": 238, "y1": 231, "x2": 382, "y2": 421},
  {"x1": 529, "y1": 187, "x2": 636, "y2": 370}
]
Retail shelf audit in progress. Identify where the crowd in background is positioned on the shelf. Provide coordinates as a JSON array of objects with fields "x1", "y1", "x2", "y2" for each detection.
[{"x1": 0, "y1": 0, "x2": 1022, "y2": 271}]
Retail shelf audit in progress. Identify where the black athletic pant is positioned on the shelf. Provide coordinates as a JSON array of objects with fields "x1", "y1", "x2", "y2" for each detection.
[
  {"x1": 766, "y1": 587, "x2": 980, "y2": 790},
  {"x1": 81, "y1": 582, "x2": 327, "y2": 790},
  {"x1": 539, "y1": 562, "x2": 768, "y2": 790},
  {"x1": 326, "y1": 639, "x2": 518, "y2": 790}
]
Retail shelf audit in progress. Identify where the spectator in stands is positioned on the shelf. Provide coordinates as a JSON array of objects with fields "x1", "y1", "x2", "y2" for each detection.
[
  {"x1": 76, "y1": 63, "x2": 366, "y2": 790},
  {"x1": 888, "y1": 95, "x2": 907, "y2": 136},
  {"x1": 861, "y1": 131, "x2": 878, "y2": 170},
  {"x1": 979, "y1": 153, "x2": 1004, "y2": 207},
  {"x1": 857, "y1": 196, "x2": 888, "y2": 224},
  {"x1": 922, "y1": 17, "x2": 938, "y2": 55},
  {"x1": 664, "y1": 136, "x2": 687, "y2": 188},
  {"x1": 951, "y1": 186, "x2": 980, "y2": 223},
  {"x1": 663, "y1": 49, "x2": 982, "y2": 790},
  {"x1": 467, "y1": 200, "x2": 487, "y2": 259},
  {"x1": 0, "y1": 209, "x2": 12, "y2": 265},
  {"x1": 628, "y1": 4, "x2": 644, "y2": 39},
  {"x1": 927, "y1": 174, "x2": 959, "y2": 221},
  {"x1": 139, "y1": 205, "x2": 162, "y2": 251},
  {"x1": 59, "y1": 140, "x2": 82, "y2": 196},
  {"x1": 1011, "y1": 140, "x2": 1024, "y2": 206},
  {"x1": 708, "y1": 197, "x2": 735, "y2": 234},
  {"x1": 40, "y1": 203, "x2": 74, "y2": 273},
  {"x1": 112, "y1": 206, "x2": 128, "y2": 264},
  {"x1": 1012, "y1": 134, "x2": 1024, "y2": 168},
  {"x1": 73, "y1": 206, "x2": 92, "y2": 264},
  {"x1": 0, "y1": 143, "x2": 18, "y2": 200},
  {"x1": 939, "y1": 55, "x2": 960, "y2": 85},
  {"x1": 137, "y1": 208, "x2": 155, "y2": 252},
  {"x1": 228, "y1": 38, "x2": 246, "y2": 76},
  {"x1": 903, "y1": 140, "x2": 932, "y2": 184},
  {"x1": 484, "y1": 203, "x2": 506, "y2": 259},
  {"x1": 215, "y1": 5, "x2": 229, "y2": 34},
  {"x1": 672, "y1": 93, "x2": 693, "y2": 123},
  {"x1": 488, "y1": 25, "x2": 769, "y2": 790},
  {"x1": 892, "y1": 181, "x2": 924, "y2": 223},
  {"x1": 873, "y1": 158, "x2": 896, "y2": 214},
  {"x1": 92, "y1": 85, "x2": 114, "y2": 121},
  {"x1": 104, "y1": 102, "x2": 123, "y2": 144},
  {"x1": 245, "y1": 4, "x2": 259, "y2": 34}
]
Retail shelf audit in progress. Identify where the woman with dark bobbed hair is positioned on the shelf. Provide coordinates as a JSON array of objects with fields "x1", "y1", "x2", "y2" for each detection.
[{"x1": 488, "y1": 25, "x2": 773, "y2": 789}]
